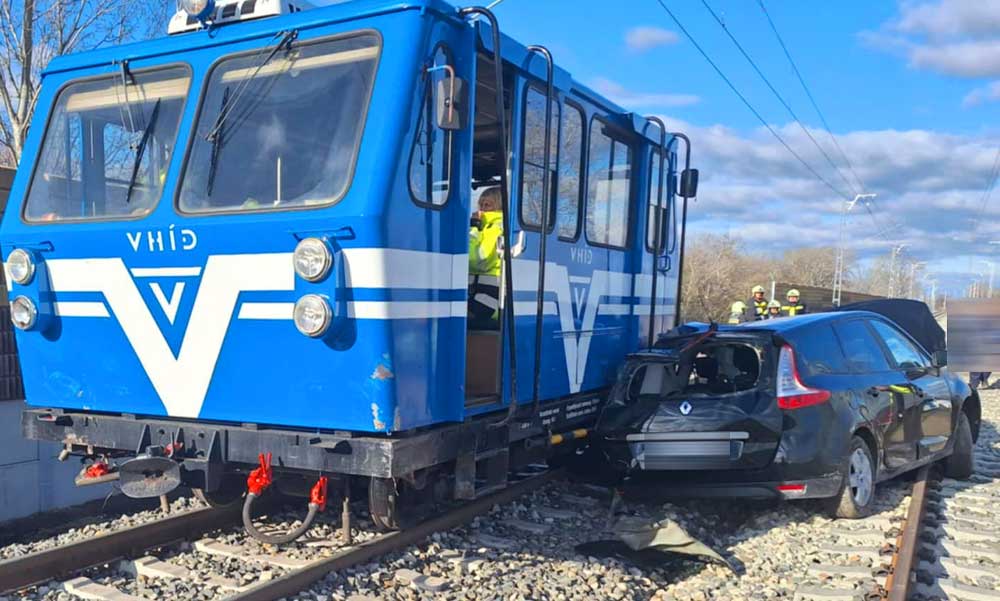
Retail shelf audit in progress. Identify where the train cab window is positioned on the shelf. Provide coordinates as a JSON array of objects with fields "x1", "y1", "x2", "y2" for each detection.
[
  {"x1": 178, "y1": 34, "x2": 379, "y2": 213},
  {"x1": 24, "y1": 66, "x2": 191, "y2": 222},
  {"x1": 586, "y1": 120, "x2": 632, "y2": 248},
  {"x1": 409, "y1": 47, "x2": 453, "y2": 207},
  {"x1": 557, "y1": 102, "x2": 584, "y2": 240},
  {"x1": 520, "y1": 86, "x2": 559, "y2": 228},
  {"x1": 646, "y1": 150, "x2": 669, "y2": 253}
]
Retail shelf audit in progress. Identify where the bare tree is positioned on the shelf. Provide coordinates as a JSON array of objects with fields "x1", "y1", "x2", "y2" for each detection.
[
  {"x1": 0, "y1": 0, "x2": 169, "y2": 166},
  {"x1": 776, "y1": 247, "x2": 839, "y2": 289}
]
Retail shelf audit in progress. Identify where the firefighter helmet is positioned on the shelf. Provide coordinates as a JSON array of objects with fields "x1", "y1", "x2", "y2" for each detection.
[
  {"x1": 731, "y1": 301, "x2": 747, "y2": 313},
  {"x1": 752, "y1": 285, "x2": 766, "y2": 294},
  {"x1": 786, "y1": 289, "x2": 801, "y2": 300},
  {"x1": 767, "y1": 300, "x2": 781, "y2": 309}
]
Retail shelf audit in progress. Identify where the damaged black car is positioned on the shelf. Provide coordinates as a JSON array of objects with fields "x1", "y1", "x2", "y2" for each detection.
[{"x1": 592, "y1": 301, "x2": 982, "y2": 518}]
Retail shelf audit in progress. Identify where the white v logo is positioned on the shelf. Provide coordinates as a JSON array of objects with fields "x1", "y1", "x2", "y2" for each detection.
[
  {"x1": 45, "y1": 254, "x2": 294, "y2": 418},
  {"x1": 149, "y1": 282, "x2": 185, "y2": 324}
]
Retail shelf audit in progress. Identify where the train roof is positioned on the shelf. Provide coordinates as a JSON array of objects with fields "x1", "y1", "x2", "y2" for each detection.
[{"x1": 42, "y1": 0, "x2": 660, "y2": 143}]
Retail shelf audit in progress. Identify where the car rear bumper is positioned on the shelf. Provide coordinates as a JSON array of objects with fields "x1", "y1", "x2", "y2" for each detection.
[{"x1": 623, "y1": 471, "x2": 843, "y2": 500}]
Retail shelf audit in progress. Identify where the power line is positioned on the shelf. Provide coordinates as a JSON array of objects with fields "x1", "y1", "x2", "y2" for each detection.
[
  {"x1": 698, "y1": 0, "x2": 859, "y2": 198},
  {"x1": 653, "y1": 0, "x2": 853, "y2": 202},
  {"x1": 756, "y1": 0, "x2": 866, "y2": 193},
  {"x1": 974, "y1": 145, "x2": 1000, "y2": 227}
]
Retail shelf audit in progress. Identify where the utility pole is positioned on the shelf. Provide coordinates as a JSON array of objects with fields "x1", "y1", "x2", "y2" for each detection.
[
  {"x1": 908, "y1": 261, "x2": 925, "y2": 299},
  {"x1": 925, "y1": 276, "x2": 937, "y2": 309},
  {"x1": 888, "y1": 244, "x2": 907, "y2": 297},
  {"x1": 981, "y1": 260, "x2": 995, "y2": 298},
  {"x1": 833, "y1": 193, "x2": 877, "y2": 307}
]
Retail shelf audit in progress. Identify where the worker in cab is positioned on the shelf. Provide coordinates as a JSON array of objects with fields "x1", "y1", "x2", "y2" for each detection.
[
  {"x1": 468, "y1": 187, "x2": 503, "y2": 329},
  {"x1": 728, "y1": 301, "x2": 748, "y2": 325},
  {"x1": 748, "y1": 285, "x2": 768, "y2": 320},
  {"x1": 765, "y1": 300, "x2": 783, "y2": 320},
  {"x1": 782, "y1": 289, "x2": 808, "y2": 317}
]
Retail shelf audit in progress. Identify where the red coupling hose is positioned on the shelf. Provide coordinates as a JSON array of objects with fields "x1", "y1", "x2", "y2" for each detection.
[
  {"x1": 242, "y1": 470, "x2": 327, "y2": 546},
  {"x1": 310, "y1": 476, "x2": 328, "y2": 512},
  {"x1": 246, "y1": 452, "x2": 273, "y2": 496}
]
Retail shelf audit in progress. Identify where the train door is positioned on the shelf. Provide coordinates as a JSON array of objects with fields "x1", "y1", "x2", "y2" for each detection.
[
  {"x1": 464, "y1": 51, "x2": 515, "y2": 410},
  {"x1": 642, "y1": 141, "x2": 677, "y2": 344}
]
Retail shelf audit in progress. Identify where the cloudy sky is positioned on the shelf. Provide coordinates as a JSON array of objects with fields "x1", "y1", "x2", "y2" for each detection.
[{"x1": 483, "y1": 0, "x2": 999, "y2": 295}]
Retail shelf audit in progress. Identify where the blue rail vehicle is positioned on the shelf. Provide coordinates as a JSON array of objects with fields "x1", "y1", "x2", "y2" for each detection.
[{"x1": 2, "y1": 0, "x2": 699, "y2": 539}]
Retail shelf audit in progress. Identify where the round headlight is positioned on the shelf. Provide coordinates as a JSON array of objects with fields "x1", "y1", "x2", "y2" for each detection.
[
  {"x1": 179, "y1": 0, "x2": 214, "y2": 18},
  {"x1": 11, "y1": 296, "x2": 37, "y2": 331},
  {"x1": 293, "y1": 295, "x2": 332, "y2": 337},
  {"x1": 7, "y1": 249, "x2": 34, "y2": 285},
  {"x1": 293, "y1": 238, "x2": 333, "y2": 282}
]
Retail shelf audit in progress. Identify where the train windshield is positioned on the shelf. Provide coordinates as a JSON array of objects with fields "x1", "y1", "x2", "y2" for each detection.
[
  {"x1": 178, "y1": 33, "x2": 380, "y2": 214},
  {"x1": 24, "y1": 66, "x2": 191, "y2": 222}
]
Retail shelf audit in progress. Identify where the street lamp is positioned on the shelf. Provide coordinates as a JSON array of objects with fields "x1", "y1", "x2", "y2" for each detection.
[
  {"x1": 908, "y1": 261, "x2": 926, "y2": 299},
  {"x1": 833, "y1": 193, "x2": 877, "y2": 306}
]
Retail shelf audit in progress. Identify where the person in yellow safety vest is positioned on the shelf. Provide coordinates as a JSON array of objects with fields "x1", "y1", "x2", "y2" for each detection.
[
  {"x1": 728, "y1": 301, "x2": 748, "y2": 325},
  {"x1": 765, "y1": 299, "x2": 783, "y2": 320},
  {"x1": 782, "y1": 289, "x2": 808, "y2": 317},
  {"x1": 468, "y1": 187, "x2": 504, "y2": 329},
  {"x1": 747, "y1": 285, "x2": 768, "y2": 320}
]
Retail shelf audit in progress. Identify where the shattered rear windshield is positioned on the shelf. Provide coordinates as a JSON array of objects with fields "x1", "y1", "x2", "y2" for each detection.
[{"x1": 627, "y1": 341, "x2": 762, "y2": 401}]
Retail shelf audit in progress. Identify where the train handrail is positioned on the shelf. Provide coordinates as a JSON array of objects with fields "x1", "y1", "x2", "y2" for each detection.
[
  {"x1": 672, "y1": 132, "x2": 693, "y2": 327},
  {"x1": 644, "y1": 116, "x2": 667, "y2": 348},
  {"x1": 525, "y1": 44, "x2": 554, "y2": 416},
  {"x1": 459, "y1": 6, "x2": 520, "y2": 425}
]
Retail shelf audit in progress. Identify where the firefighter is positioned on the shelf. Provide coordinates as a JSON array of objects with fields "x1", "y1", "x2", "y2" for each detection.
[
  {"x1": 782, "y1": 289, "x2": 808, "y2": 317},
  {"x1": 748, "y1": 285, "x2": 768, "y2": 320},
  {"x1": 765, "y1": 299, "x2": 783, "y2": 320},
  {"x1": 728, "y1": 301, "x2": 748, "y2": 325}
]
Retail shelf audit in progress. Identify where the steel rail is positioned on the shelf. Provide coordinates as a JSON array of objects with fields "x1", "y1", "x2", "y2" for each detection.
[
  {"x1": 0, "y1": 504, "x2": 242, "y2": 593},
  {"x1": 885, "y1": 466, "x2": 930, "y2": 601},
  {"x1": 229, "y1": 469, "x2": 562, "y2": 601}
]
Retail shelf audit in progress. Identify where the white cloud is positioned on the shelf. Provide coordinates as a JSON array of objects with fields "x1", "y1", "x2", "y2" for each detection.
[
  {"x1": 894, "y1": 0, "x2": 1000, "y2": 39},
  {"x1": 624, "y1": 26, "x2": 678, "y2": 53},
  {"x1": 591, "y1": 78, "x2": 699, "y2": 109},
  {"x1": 962, "y1": 81, "x2": 1000, "y2": 107}
]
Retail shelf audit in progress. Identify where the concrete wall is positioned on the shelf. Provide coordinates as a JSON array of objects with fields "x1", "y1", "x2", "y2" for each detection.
[{"x1": 0, "y1": 167, "x2": 112, "y2": 523}]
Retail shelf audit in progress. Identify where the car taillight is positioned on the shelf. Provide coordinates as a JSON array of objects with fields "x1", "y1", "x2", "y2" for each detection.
[{"x1": 776, "y1": 345, "x2": 831, "y2": 410}]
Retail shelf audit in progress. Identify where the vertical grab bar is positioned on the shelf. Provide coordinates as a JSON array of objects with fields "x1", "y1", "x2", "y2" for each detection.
[
  {"x1": 671, "y1": 132, "x2": 693, "y2": 327},
  {"x1": 644, "y1": 116, "x2": 667, "y2": 349},
  {"x1": 459, "y1": 6, "x2": 520, "y2": 425},
  {"x1": 525, "y1": 45, "x2": 554, "y2": 416}
]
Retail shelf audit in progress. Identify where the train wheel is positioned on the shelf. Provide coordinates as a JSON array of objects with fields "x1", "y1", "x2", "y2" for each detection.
[{"x1": 193, "y1": 474, "x2": 245, "y2": 508}]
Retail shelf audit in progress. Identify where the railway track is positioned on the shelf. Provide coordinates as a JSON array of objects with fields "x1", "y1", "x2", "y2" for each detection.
[
  {"x1": 0, "y1": 469, "x2": 559, "y2": 601},
  {"x1": 885, "y1": 423, "x2": 1000, "y2": 601}
]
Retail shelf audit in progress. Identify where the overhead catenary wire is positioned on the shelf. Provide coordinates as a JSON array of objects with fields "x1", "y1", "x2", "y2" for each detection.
[
  {"x1": 973, "y1": 145, "x2": 1000, "y2": 229},
  {"x1": 652, "y1": 0, "x2": 853, "y2": 202},
  {"x1": 698, "y1": 0, "x2": 859, "y2": 199},
  {"x1": 756, "y1": 0, "x2": 866, "y2": 193}
]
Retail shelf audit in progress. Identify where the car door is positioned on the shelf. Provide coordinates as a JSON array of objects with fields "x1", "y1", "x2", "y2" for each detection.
[
  {"x1": 868, "y1": 319, "x2": 953, "y2": 457},
  {"x1": 833, "y1": 319, "x2": 915, "y2": 468}
]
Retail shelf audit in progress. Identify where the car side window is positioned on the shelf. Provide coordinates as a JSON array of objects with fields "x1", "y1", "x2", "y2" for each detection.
[
  {"x1": 791, "y1": 324, "x2": 848, "y2": 375},
  {"x1": 833, "y1": 320, "x2": 891, "y2": 373},
  {"x1": 869, "y1": 320, "x2": 929, "y2": 370}
]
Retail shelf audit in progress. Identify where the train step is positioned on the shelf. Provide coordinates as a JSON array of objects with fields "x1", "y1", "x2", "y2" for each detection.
[{"x1": 455, "y1": 447, "x2": 510, "y2": 501}]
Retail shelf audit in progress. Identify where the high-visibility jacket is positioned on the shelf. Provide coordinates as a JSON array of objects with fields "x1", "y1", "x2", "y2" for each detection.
[
  {"x1": 782, "y1": 303, "x2": 808, "y2": 317},
  {"x1": 748, "y1": 298, "x2": 768, "y2": 320},
  {"x1": 469, "y1": 211, "x2": 503, "y2": 276},
  {"x1": 728, "y1": 313, "x2": 743, "y2": 325}
]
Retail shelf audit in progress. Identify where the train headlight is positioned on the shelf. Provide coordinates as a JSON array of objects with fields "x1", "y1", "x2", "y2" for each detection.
[
  {"x1": 293, "y1": 238, "x2": 332, "y2": 282},
  {"x1": 179, "y1": 0, "x2": 215, "y2": 19},
  {"x1": 11, "y1": 296, "x2": 37, "y2": 330},
  {"x1": 7, "y1": 249, "x2": 34, "y2": 285},
  {"x1": 294, "y1": 295, "x2": 331, "y2": 337}
]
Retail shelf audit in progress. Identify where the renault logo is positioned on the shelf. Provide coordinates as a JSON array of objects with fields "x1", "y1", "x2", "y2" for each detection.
[{"x1": 679, "y1": 401, "x2": 693, "y2": 416}]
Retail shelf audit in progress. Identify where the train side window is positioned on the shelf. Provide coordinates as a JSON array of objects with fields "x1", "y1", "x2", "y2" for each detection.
[
  {"x1": 646, "y1": 149, "x2": 668, "y2": 253},
  {"x1": 519, "y1": 86, "x2": 559, "y2": 229},
  {"x1": 585, "y1": 119, "x2": 632, "y2": 249},
  {"x1": 557, "y1": 102, "x2": 584, "y2": 240},
  {"x1": 409, "y1": 47, "x2": 453, "y2": 207}
]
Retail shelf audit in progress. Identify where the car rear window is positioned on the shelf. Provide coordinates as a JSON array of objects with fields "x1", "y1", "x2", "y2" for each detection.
[
  {"x1": 626, "y1": 341, "x2": 762, "y2": 401},
  {"x1": 792, "y1": 324, "x2": 847, "y2": 375},
  {"x1": 833, "y1": 320, "x2": 891, "y2": 373}
]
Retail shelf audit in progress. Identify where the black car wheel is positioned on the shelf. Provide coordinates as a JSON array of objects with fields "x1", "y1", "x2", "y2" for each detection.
[
  {"x1": 828, "y1": 436, "x2": 876, "y2": 519},
  {"x1": 944, "y1": 412, "x2": 975, "y2": 480}
]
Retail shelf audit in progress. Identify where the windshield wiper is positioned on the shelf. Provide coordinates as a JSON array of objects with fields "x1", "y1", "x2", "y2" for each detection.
[
  {"x1": 125, "y1": 99, "x2": 161, "y2": 205},
  {"x1": 206, "y1": 87, "x2": 231, "y2": 196},
  {"x1": 204, "y1": 29, "x2": 297, "y2": 144}
]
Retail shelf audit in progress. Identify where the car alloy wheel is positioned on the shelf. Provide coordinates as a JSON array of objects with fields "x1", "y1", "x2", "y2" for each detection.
[{"x1": 848, "y1": 447, "x2": 874, "y2": 507}]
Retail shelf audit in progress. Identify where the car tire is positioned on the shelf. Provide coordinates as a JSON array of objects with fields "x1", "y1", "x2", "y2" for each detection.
[
  {"x1": 944, "y1": 412, "x2": 975, "y2": 480},
  {"x1": 828, "y1": 436, "x2": 877, "y2": 519}
]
